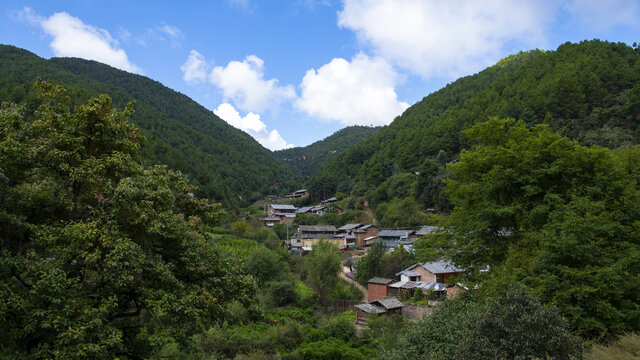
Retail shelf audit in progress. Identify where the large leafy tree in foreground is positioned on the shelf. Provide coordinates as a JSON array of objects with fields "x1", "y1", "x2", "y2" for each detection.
[
  {"x1": 422, "y1": 118, "x2": 640, "y2": 339},
  {"x1": 0, "y1": 82, "x2": 254, "y2": 359}
]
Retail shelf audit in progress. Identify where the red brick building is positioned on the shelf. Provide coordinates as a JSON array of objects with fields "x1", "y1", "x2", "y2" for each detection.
[{"x1": 367, "y1": 277, "x2": 394, "y2": 301}]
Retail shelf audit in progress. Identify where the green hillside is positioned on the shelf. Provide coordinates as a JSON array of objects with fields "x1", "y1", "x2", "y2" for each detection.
[
  {"x1": 309, "y1": 40, "x2": 640, "y2": 211},
  {"x1": 274, "y1": 125, "x2": 379, "y2": 179},
  {"x1": 0, "y1": 45, "x2": 301, "y2": 208}
]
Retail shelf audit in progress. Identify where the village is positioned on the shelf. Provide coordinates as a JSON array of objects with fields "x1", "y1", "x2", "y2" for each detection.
[{"x1": 257, "y1": 189, "x2": 474, "y2": 325}]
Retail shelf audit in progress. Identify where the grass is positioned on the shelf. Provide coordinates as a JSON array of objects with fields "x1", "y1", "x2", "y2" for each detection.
[{"x1": 585, "y1": 333, "x2": 640, "y2": 360}]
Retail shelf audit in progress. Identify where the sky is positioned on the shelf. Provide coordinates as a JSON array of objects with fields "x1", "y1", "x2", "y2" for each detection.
[{"x1": 1, "y1": 0, "x2": 639, "y2": 150}]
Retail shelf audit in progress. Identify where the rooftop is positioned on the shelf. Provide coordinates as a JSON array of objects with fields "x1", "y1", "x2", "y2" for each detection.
[
  {"x1": 377, "y1": 229, "x2": 414, "y2": 238},
  {"x1": 415, "y1": 225, "x2": 437, "y2": 236},
  {"x1": 368, "y1": 277, "x2": 394, "y2": 285},
  {"x1": 298, "y1": 225, "x2": 337, "y2": 232},
  {"x1": 270, "y1": 204, "x2": 297, "y2": 210},
  {"x1": 338, "y1": 223, "x2": 364, "y2": 231}
]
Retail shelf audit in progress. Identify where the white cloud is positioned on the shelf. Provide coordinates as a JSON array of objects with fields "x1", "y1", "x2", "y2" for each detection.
[
  {"x1": 209, "y1": 55, "x2": 296, "y2": 112},
  {"x1": 18, "y1": 7, "x2": 142, "y2": 73},
  {"x1": 338, "y1": 0, "x2": 551, "y2": 79},
  {"x1": 213, "y1": 103, "x2": 293, "y2": 150},
  {"x1": 181, "y1": 50, "x2": 209, "y2": 85},
  {"x1": 565, "y1": 0, "x2": 640, "y2": 31},
  {"x1": 296, "y1": 53, "x2": 409, "y2": 126},
  {"x1": 158, "y1": 24, "x2": 184, "y2": 40}
]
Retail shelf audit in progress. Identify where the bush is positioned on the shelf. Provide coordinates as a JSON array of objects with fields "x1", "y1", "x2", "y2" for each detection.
[{"x1": 268, "y1": 280, "x2": 299, "y2": 307}]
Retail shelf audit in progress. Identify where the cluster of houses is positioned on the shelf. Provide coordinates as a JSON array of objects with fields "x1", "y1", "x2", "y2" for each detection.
[
  {"x1": 287, "y1": 224, "x2": 438, "y2": 252},
  {"x1": 260, "y1": 196, "x2": 339, "y2": 226},
  {"x1": 354, "y1": 260, "x2": 467, "y2": 325}
]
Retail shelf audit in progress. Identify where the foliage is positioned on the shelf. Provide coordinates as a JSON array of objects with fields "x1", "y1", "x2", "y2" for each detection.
[
  {"x1": 311, "y1": 40, "x2": 640, "y2": 223},
  {"x1": 355, "y1": 243, "x2": 415, "y2": 284},
  {"x1": 303, "y1": 241, "x2": 342, "y2": 304},
  {"x1": 433, "y1": 117, "x2": 640, "y2": 339},
  {"x1": 275, "y1": 125, "x2": 379, "y2": 181},
  {"x1": 0, "y1": 82, "x2": 255, "y2": 359},
  {"x1": 245, "y1": 246, "x2": 290, "y2": 284},
  {"x1": 457, "y1": 286, "x2": 582, "y2": 360},
  {"x1": 388, "y1": 287, "x2": 581, "y2": 360},
  {"x1": 355, "y1": 242, "x2": 386, "y2": 285},
  {"x1": 0, "y1": 45, "x2": 302, "y2": 209}
]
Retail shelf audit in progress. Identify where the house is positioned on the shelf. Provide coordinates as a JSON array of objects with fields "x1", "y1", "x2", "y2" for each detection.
[
  {"x1": 354, "y1": 297, "x2": 404, "y2": 325},
  {"x1": 259, "y1": 216, "x2": 281, "y2": 227},
  {"x1": 337, "y1": 224, "x2": 381, "y2": 249},
  {"x1": 321, "y1": 197, "x2": 337, "y2": 205},
  {"x1": 286, "y1": 189, "x2": 308, "y2": 199},
  {"x1": 387, "y1": 280, "x2": 447, "y2": 299},
  {"x1": 296, "y1": 206, "x2": 314, "y2": 215},
  {"x1": 396, "y1": 260, "x2": 465, "y2": 284},
  {"x1": 363, "y1": 236, "x2": 378, "y2": 248},
  {"x1": 415, "y1": 225, "x2": 437, "y2": 237},
  {"x1": 311, "y1": 205, "x2": 327, "y2": 215},
  {"x1": 297, "y1": 225, "x2": 337, "y2": 239},
  {"x1": 376, "y1": 229, "x2": 415, "y2": 248},
  {"x1": 367, "y1": 277, "x2": 394, "y2": 301},
  {"x1": 268, "y1": 204, "x2": 297, "y2": 224}
]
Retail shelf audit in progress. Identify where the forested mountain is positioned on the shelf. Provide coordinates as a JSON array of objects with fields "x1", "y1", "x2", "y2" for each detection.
[
  {"x1": 274, "y1": 125, "x2": 379, "y2": 178},
  {"x1": 0, "y1": 45, "x2": 301, "y2": 208},
  {"x1": 308, "y1": 40, "x2": 640, "y2": 209}
]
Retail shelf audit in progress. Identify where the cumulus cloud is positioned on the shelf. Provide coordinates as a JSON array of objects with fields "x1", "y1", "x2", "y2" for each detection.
[
  {"x1": 214, "y1": 103, "x2": 294, "y2": 150},
  {"x1": 565, "y1": 0, "x2": 640, "y2": 31},
  {"x1": 181, "y1": 50, "x2": 209, "y2": 84},
  {"x1": 209, "y1": 55, "x2": 296, "y2": 112},
  {"x1": 296, "y1": 53, "x2": 409, "y2": 126},
  {"x1": 17, "y1": 7, "x2": 142, "y2": 73},
  {"x1": 338, "y1": 0, "x2": 551, "y2": 79}
]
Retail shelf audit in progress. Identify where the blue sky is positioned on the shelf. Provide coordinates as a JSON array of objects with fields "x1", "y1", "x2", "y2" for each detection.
[{"x1": 1, "y1": 0, "x2": 639, "y2": 149}]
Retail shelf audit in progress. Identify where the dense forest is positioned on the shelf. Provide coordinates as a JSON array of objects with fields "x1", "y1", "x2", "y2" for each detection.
[
  {"x1": 308, "y1": 40, "x2": 640, "y2": 218},
  {"x1": 0, "y1": 45, "x2": 302, "y2": 209},
  {"x1": 275, "y1": 126, "x2": 379, "y2": 179}
]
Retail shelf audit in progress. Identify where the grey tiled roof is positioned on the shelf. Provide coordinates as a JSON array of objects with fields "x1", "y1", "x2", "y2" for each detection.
[
  {"x1": 377, "y1": 230, "x2": 414, "y2": 238},
  {"x1": 375, "y1": 297, "x2": 404, "y2": 310},
  {"x1": 422, "y1": 260, "x2": 464, "y2": 274},
  {"x1": 415, "y1": 226, "x2": 437, "y2": 236},
  {"x1": 368, "y1": 277, "x2": 394, "y2": 285},
  {"x1": 270, "y1": 204, "x2": 297, "y2": 210},
  {"x1": 296, "y1": 206, "x2": 313, "y2": 213},
  {"x1": 298, "y1": 225, "x2": 337, "y2": 232},
  {"x1": 338, "y1": 223, "x2": 364, "y2": 231},
  {"x1": 354, "y1": 303, "x2": 385, "y2": 314}
]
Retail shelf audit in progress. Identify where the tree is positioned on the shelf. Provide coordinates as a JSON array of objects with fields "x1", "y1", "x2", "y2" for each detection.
[
  {"x1": 245, "y1": 246, "x2": 289, "y2": 284},
  {"x1": 355, "y1": 241, "x2": 386, "y2": 285},
  {"x1": 303, "y1": 240, "x2": 341, "y2": 305},
  {"x1": 438, "y1": 117, "x2": 640, "y2": 338},
  {"x1": 0, "y1": 82, "x2": 255, "y2": 359},
  {"x1": 457, "y1": 286, "x2": 582, "y2": 360}
]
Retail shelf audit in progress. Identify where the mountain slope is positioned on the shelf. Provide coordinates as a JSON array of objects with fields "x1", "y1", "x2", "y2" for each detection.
[
  {"x1": 274, "y1": 126, "x2": 379, "y2": 179},
  {"x1": 309, "y1": 40, "x2": 640, "y2": 209},
  {"x1": 0, "y1": 45, "x2": 301, "y2": 208}
]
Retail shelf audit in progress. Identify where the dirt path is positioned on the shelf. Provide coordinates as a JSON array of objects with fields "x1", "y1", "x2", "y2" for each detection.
[
  {"x1": 341, "y1": 266, "x2": 368, "y2": 301},
  {"x1": 363, "y1": 200, "x2": 376, "y2": 225}
]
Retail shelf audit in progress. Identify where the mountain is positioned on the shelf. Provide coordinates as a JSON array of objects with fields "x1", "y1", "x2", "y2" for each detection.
[
  {"x1": 308, "y1": 40, "x2": 640, "y2": 209},
  {"x1": 274, "y1": 126, "x2": 379, "y2": 179},
  {"x1": 0, "y1": 45, "x2": 302, "y2": 208}
]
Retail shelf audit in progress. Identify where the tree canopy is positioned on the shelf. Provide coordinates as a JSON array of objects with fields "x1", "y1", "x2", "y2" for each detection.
[
  {"x1": 0, "y1": 82, "x2": 254, "y2": 359},
  {"x1": 423, "y1": 117, "x2": 640, "y2": 339}
]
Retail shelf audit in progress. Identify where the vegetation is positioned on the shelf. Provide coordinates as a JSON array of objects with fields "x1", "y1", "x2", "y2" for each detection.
[
  {"x1": 310, "y1": 40, "x2": 640, "y2": 224},
  {"x1": 275, "y1": 126, "x2": 379, "y2": 180},
  {"x1": 386, "y1": 287, "x2": 582, "y2": 360},
  {"x1": 0, "y1": 83, "x2": 254, "y2": 359},
  {"x1": 355, "y1": 242, "x2": 415, "y2": 285},
  {"x1": 0, "y1": 45, "x2": 302, "y2": 209},
  {"x1": 417, "y1": 117, "x2": 640, "y2": 339}
]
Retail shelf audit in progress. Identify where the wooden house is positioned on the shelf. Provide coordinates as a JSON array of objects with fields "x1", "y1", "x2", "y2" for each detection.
[
  {"x1": 396, "y1": 260, "x2": 465, "y2": 285},
  {"x1": 354, "y1": 297, "x2": 404, "y2": 325}
]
